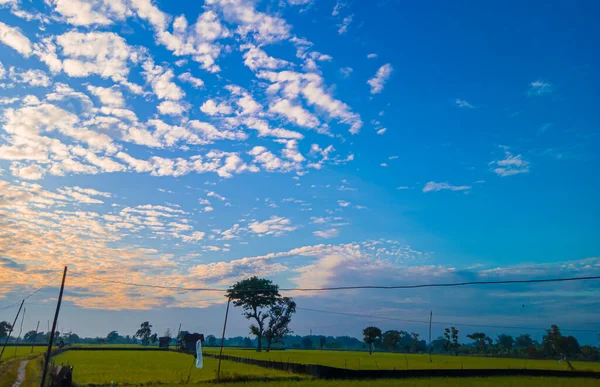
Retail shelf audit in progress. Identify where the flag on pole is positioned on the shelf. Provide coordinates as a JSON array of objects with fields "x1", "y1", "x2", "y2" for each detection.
[{"x1": 195, "y1": 339, "x2": 203, "y2": 369}]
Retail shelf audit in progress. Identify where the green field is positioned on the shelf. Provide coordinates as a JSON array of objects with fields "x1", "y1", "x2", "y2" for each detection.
[
  {"x1": 52, "y1": 350, "x2": 305, "y2": 384},
  {"x1": 0, "y1": 346, "x2": 47, "y2": 361},
  {"x1": 204, "y1": 348, "x2": 600, "y2": 372}
]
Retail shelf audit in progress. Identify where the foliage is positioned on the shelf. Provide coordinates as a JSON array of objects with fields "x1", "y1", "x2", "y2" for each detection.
[
  {"x1": 444, "y1": 327, "x2": 460, "y2": 355},
  {"x1": 206, "y1": 334, "x2": 217, "y2": 346},
  {"x1": 150, "y1": 333, "x2": 158, "y2": 344},
  {"x1": 515, "y1": 334, "x2": 534, "y2": 349},
  {"x1": 0, "y1": 321, "x2": 13, "y2": 339},
  {"x1": 363, "y1": 326, "x2": 382, "y2": 355},
  {"x1": 541, "y1": 325, "x2": 581, "y2": 358},
  {"x1": 319, "y1": 336, "x2": 327, "y2": 349},
  {"x1": 106, "y1": 331, "x2": 120, "y2": 343},
  {"x1": 382, "y1": 330, "x2": 404, "y2": 352},
  {"x1": 496, "y1": 334, "x2": 515, "y2": 354},
  {"x1": 264, "y1": 297, "x2": 296, "y2": 351},
  {"x1": 135, "y1": 321, "x2": 152, "y2": 346},
  {"x1": 301, "y1": 337, "x2": 313, "y2": 349},
  {"x1": 467, "y1": 332, "x2": 493, "y2": 354},
  {"x1": 226, "y1": 276, "x2": 280, "y2": 352}
]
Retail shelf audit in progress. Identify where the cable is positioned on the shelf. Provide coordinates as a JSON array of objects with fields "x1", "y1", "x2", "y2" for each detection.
[
  {"x1": 297, "y1": 307, "x2": 599, "y2": 333},
  {"x1": 0, "y1": 273, "x2": 61, "y2": 312},
  {"x1": 68, "y1": 270, "x2": 600, "y2": 293}
]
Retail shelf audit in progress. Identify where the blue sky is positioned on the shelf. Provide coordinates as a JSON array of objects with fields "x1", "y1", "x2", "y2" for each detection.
[{"x1": 0, "y1": 0, "x2": 599, "y2": 343}]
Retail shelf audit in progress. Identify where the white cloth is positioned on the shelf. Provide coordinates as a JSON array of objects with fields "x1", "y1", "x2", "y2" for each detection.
[{"x1": 195, "y1": 339, "x2": 203, "y2": 369}]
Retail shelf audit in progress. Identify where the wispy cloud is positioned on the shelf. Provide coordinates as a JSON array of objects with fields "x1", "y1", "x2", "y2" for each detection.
[
  {"x1": 455, "y1": 98, "x2": 474, "y2": 108},
  {"x1": 423, "y1": 181, "x2": 471, "y2": 192},
  {"x1": 490, "y1": 151, "x2": 530, "y2": 177},
  {"x1": 367, "y1": 64, "x2": 393, "y2": 94},
  {"x1": 528, "y1": 80, "x2": 553, "y2": 96}
]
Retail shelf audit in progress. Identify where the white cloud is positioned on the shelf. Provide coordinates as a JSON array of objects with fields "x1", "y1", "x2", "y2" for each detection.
[
  {"x1": 270, "y1": 99, "x2": 320, "y2": 129},
  {"x1": 367, "y1": 53, "x2": 377, "y2": 59},
  {"x1": 313, "y1": 228, "x2": 339, "y2": 238},
  {"x1": 0, "y1": 22, "x2": 32, "y2": 57},
  {"x1": 243, "y1": 117, "x2": 303, "y2": 140},
  {"x1": 339, "y1": 67, "x2": 353, "y2": 78},
  {"x1": 202, "y1": 206, "x2": 214, "y2": 212},
  {"x1": 491, "y1": 151, "x2": 530, "y2": 177},
  {"x1": 142, "y1": 61, "x2": 185, "y2": 100},
  {"x1": 129, "y1": 0, "x2": 169, "y2": 30},
  {"x1": 396, "y1": 186, "x2": 409, "y2": 190},
  {"x1": 380, "y1": 163, "x2": 387, "y2": 167},
  {"x1": 200, "y1": 99, "x2": 232, "y2": 115},
  {"x1": 249, "y1": 216, "x2": 297, "y2": 236},
  {"x1": 422, "y1": 181, "x2": 471, "y2": 193},
  {"x1": 87, "y1": 85, "x2": 125, "y2": 107},
  {"x1": 376, "y1": 128, "x2": 387, "y2": 135},
  {"x1": 338, "y1": 200, "x2": 350, "y2": 207},
  {"x1": 242, "y1": 44, "x2": 290, "y2": 71},
  {"x1": 10, "y1": 163, "x2": 46, "y2": 180},
  {"x1": 8, "y1": 67, "x2": 51, "y2": 87},
  {"x1": 49, "y1": 0, "x2": 130, "y2": 26},
  {"x1": 367, "y1": 63, "x2": 393, "y2": 94},
  {"x1": 157, "y1": 100, "x2": 188, "y2": 116},
  {"x1": 528, "y1": 80, "x2": 553, "y2": 96},
  {"x1": 337, "y1": 14, "x2": 353, "y2": 34},
  {"x1": 455, "y1": 98, "x2": 474, "y2": 108},
  {"x1": 332, "y1": 0, "x2": 346, "y2": 16},
  {"x1": 177, "y1": 72, "x2": 204, "y2": 88},
  {"x1": 55, "y1": 31, "x2": 134, "y2": 81}
]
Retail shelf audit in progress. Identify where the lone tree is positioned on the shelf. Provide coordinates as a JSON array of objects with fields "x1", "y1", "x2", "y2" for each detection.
[
  {"x1": 410, "y1": 332, "x2": 420, "y2": 353},
  {"x1": 264, "y1": 297, "x2": 296, "y2": 352},
  {"x1": 319, "y1": 336, "x2": 327, "y2": 349},
  {"x1": 150, "y1": 333, "x2": 158, "y2": 345},
  {"x1": 363, "y1": 326, "x2": 382, "y2": 355},
  {"x1": 226, "y1": 276, "x2": 280, "y2": 352},
  {"x1": 135, "y1": 321, "x2": 152, "y2": 346}
]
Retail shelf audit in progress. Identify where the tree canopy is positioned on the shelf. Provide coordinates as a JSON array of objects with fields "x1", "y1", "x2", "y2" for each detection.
[{"x1": 363, "y1": 326, "x2": 382, "y2": 355}]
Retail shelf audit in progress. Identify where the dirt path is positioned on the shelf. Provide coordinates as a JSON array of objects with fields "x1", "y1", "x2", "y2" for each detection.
[{"x1": 11, "y1": 360, "x2": 29, "y2": 387}]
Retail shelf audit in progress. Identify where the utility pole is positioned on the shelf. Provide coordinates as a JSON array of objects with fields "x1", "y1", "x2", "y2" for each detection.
[
  {"x1": 0, "y1": 299, "x2": 24, "y2": 361},
  {"x1": 40, "y1": 266, "x2": 67, "y2": 387},
  {"x1": 31, "y1": 321, "x2": 40, "y2": 354},
  {"x1": 428, "y1": 311, "x2": 433, "y2": 363},
  {"x1": 13, "y1": 307, "x2": 26, "y2": 358},
  {"x1": 216, "y1": 298, "x2": 231, "y2": 383}
]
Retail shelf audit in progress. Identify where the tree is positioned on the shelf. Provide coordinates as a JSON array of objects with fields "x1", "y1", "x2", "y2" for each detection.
[
  {"x1": 243, "y1": 337, "x2": 252, "y2": 347},
  {"x1": 542, "y1": 325, "x2": 563, "y2": 357},
  {"x1": 363, "y1": 326, "x2": 382, "y2": 355},
  {"x1": 226, "y1": 276, "x2": 280, "y2": 352},
  {"x1": 515, "y1": 334, "x2": 534, "y2": 349},
  {"x1": 24, "y1": 330, "x2": 38, "y2": 342},
  {"x1": 206, "y1": 335, "x2": 217, "y2": 346},
  {"x1": 581, "y1": 345, "x2": 599, "y2": 361},
  {"x1": 444, "y1": 327, "x2": 459, "y2": 355},
  {"x1": 264, "y1": 297, "x2": 296, "y2": 352},
  {"x1": 177, "y1": 330, "x2": 190, "y2": 341},
  {"x1": 150, "y1": 333, "x2": 158, "y2": 345},
  {"x1": 497, "y1": 334, "x2": 515, "y2": 354},
  {"x1": 382, "y1": 330, "x2": 403, "y2": 352},
  {"x1": 0, "y1": 321, "x2": 12, "y2": 339},
  {"x1": 302, "y1": 337, "x2": 313, "y2": 349},
  {"x1": 467, "y1": 332, "x2": 493, "y2": 354},
  {"x1": 164, "y1": 329, "x2": 172, "y2": 339},
  {"x1": 106, "y1": 331, "x2": 120, "y2": 344},
  {"x1": 135, "y1": 321, "x2": 152, "y2": 346},
  {"x1": 410, "y1": 332, "x2": 420, "y2": 353},
  {"x1": 319, "y1": 336, "x2": 327, "y2": 349}
]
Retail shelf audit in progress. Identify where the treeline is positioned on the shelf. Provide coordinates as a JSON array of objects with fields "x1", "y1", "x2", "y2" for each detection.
[{"x1": 363, "y1": 324, "x2": 599, "y2": 361}]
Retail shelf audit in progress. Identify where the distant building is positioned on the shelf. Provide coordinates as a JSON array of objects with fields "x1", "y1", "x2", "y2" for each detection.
[
  {"x1": 158, "y1": 337, "x2": 170, "y2": 349},
  {"x1": 181, "y1": 333, "x2": 204, "y2": 353}
]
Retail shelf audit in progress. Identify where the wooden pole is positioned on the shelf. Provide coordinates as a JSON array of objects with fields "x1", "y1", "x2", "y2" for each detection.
[
  {"x1": 428, "y1": 311, "x2": 433, "y2": 363},
  {"x1": 31, "y1": 321, "x2": 40, "y2": 354},
  {"x1": 0, "y1": 299, "x2": 24, "y2": 361},
  {"x1": 13, "y1": 307, "x2": 26, "y2": 358},
  {"x1": 217, "y1": 298, "x2": 231, "y2": 382},
  {"x1": 40, "y1": 266, "x2": 67, "y2": 387}
]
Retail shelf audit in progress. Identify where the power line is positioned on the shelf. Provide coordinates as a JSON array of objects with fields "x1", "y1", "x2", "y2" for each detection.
[
  {"x1": 297, "y1": 307, "x2": 599, "y2": 333},
  {"x1": 0, "y1": 273, "x2": 61, "y2": 312},
  {"x1": 68, "y1": 270, "x2": 600, "y2": 293}
]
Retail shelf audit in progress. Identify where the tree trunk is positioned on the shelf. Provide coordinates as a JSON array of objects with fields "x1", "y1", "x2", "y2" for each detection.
[
  {"x1": 266, "y1": 338, "x2": 271, "y2": 352},
  {"x1": 257, "y1": 333, "x2": 262, "y2": 352},
  {"x1": 369, "y1": 344, "x2": 372, "y2": 355}
]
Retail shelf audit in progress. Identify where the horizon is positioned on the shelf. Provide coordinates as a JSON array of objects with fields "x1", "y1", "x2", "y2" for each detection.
[{"x1": 0, "y1": 0, "x2": 599, "y2": 348}]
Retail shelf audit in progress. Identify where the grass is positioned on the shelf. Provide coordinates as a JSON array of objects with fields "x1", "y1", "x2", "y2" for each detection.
[
  {"x1": 181, "y1": 377, "x2": 600, "y2": 386},
  {"x1": 0, "y1": 358, "x2": 20, "y2": 387},
  {"x1": 0, "y1": 345, "x2": 47, "y2": 361},
  {"x1": 52, "y1": 350, "x2": 306, "y2": 385},
  {"x1": 204, "y1": 348, "x2": 600, "y2": 372}
]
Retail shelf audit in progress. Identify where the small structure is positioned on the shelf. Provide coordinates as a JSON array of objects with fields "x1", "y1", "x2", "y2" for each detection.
[
  {"x1": 158, "y1": 337, "x2": 171, "y2": 349},
  {"x1": 181, "y1": 333, "x2": 204, "y2": 353}
]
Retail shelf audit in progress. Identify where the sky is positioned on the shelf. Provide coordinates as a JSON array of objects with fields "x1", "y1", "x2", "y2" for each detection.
[{"x1": 0, "y1": 0, "x2": 599, "y2": 344}]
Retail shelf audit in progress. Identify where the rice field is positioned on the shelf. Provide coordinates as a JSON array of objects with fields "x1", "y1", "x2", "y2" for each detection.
[
  {"x1": 203, "y1": 347, "x2": 600, "y2": 372},
  {"x1": 52, "y1": 350, "x2": 306, "y2": 385},
  {"x1": 0, "y1": 345, "x2": 47, "y2": 361}
]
